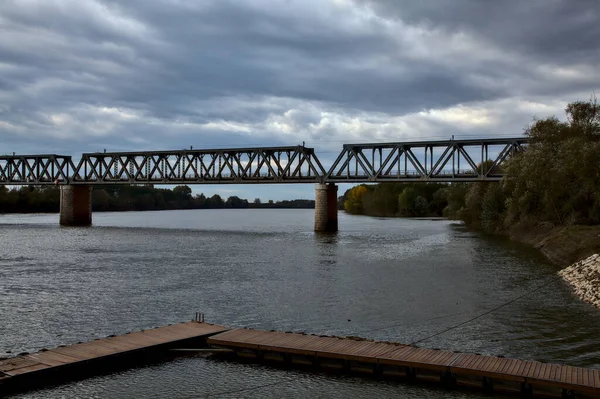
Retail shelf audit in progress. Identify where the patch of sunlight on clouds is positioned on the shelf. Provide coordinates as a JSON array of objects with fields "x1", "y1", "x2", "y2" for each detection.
[
  {"x1": 418, "y1": 105, "x2": 495, "y2": 127},
  {"x1": 537, "y1": 64, "x2": 596, "y2": 82},
  {"x1": 514, "y1": 100, "x2": 564, "y2": 115},
  {"x1": 99, "y1": 107, "x2": 140, "y2": 120},
  {"x1": 200, "y1": 121, "x2": 252, "y2": 133},
  {"x1": 49, "y1": 113, "x2": 72, "y2": 126},
  {"x1": 330, "y1": 0, "x2": 352, "y2": 8}
]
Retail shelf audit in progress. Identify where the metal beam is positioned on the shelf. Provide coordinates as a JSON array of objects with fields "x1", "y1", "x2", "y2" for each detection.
[
  {"x1": 0, "y1": 155, "x2": 73, "y2": 185},
  {"x1": 70, "y1": 146, "x2": 327, "y2": 185},
  {"x1": 0, "y1": 138, "x2": 528, "y2": 185},
  {"x1": 325, "y1": 138, "x2": 528, "y2": 183}
]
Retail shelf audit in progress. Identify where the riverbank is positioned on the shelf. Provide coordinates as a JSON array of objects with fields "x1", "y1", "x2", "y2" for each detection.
[
  {"x1": 508, "y1": 224, "x2": 600, "y2": 267},
  {"x1": 507, "y1": 224, "x2": 600, "y2": 310},
  {"x1": 559, "y1": 254, "x2": 600, "y2": 309}
]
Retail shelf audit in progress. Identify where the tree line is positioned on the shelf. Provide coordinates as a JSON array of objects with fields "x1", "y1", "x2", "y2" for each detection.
[
  {"x1": 340, "y1": 182, "x2": 448, "y2": 217},
  {"x1": 0, "y1": 184, "x2": 314, "y2": 213},
  {"x1": 447, "y1": 98, "x2": 600, "y2": 233},
  {"x1": 341, "y1": 98, "x2": 600, "y2": 234}
]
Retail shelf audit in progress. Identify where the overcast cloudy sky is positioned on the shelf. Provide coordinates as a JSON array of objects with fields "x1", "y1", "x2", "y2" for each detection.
[{"x1": 1, "y1": 0, "x2": 598, "y2": 200}]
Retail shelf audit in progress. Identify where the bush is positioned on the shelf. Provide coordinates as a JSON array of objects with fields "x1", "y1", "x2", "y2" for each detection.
[{"x1": 454, "y1": 98, "x2": 600, "y2": 232}]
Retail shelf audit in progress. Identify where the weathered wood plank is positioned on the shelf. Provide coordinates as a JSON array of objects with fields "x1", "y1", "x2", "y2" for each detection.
[
  {"x1": 4, "y1": 363, "x2": 49, "y2": 376},
  {"x1": 0, "y1": 322, "x2": 228, "y2": 392},
  {"x1": 210, "y1": 328, "x2": 600, "y2": 397},
  {"x1": 0, "y1": 357, "x2": 42, "y2": 373},
  {"x1": 25, "y1": 352, "x2": 79, "y2": 367},
  {"x1": 6, "y1": 324, "x2": 598, "y2": 398}
]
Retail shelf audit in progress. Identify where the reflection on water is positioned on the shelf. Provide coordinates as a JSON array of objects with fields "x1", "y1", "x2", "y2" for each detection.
[{"x1": 1, "y1": 209, "x2": 599, "y2": 398}]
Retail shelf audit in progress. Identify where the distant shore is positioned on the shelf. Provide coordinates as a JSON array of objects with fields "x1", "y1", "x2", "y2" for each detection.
[
  {"x1": 0, "y1": 205, "x2": 315, "y2": 215},
  {"x1": 0, "y1": 185, "x2": 316, "y2": 214}
]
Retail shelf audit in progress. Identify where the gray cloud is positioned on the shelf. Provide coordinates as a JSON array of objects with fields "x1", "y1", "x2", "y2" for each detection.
[
  {"x1": 360, "y1": 0, "x2": 600, "y2": 60},
  {"x1": 0, "y1": 0, "x2": 598, "y2": 166}
]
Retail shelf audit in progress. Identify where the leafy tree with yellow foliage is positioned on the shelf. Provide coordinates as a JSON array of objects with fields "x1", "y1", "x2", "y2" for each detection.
[{"x1": 344, "y1": 185, "x2": 368, "y2": 214}]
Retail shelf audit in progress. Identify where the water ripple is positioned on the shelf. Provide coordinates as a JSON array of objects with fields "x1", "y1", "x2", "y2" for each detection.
[{"x1": 1, "y1": 210, "x2": 599, "y2": 398}]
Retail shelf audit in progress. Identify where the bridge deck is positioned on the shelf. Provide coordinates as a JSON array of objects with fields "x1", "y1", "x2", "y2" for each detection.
[
  {"x1": 0, "y1": 322, "x2": 228, "y2": 394},
  {"x1": 208, "y1": 328, "x2": 600, "y2": 397}
]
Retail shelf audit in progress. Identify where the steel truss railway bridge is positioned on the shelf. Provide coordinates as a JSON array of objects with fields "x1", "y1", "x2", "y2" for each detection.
[{"x1": 1, "y1": 137, "x2": 527, "y2": 231}]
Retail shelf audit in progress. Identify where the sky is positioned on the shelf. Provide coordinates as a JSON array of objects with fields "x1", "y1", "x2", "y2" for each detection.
[{"x1": 1, "y1": 0, "x2": 599, "y2": 200}]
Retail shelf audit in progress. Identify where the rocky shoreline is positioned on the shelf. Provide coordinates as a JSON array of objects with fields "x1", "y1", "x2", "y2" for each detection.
[
  {"x1": 501, "y1": 224, "x2": 600, "y2": 309},
  {"x1": 558, "y1": 254, "x2": 600, "y2": 309}
]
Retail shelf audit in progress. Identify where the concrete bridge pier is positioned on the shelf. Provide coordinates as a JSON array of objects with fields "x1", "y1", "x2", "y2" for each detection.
[
  {"x1": 314, "y1": 183, "x2": 338, "y2": 232},
  {"x1": 60, "y1": 185, "x2": 92, "y2": 226}
]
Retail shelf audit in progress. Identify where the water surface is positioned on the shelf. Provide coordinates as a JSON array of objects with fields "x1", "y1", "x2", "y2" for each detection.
[{"x1": 1, "y1": 209, "x2": 599, "y2": 398}]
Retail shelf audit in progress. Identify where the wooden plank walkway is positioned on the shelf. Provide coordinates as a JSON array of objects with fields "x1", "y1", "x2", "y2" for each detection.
[
  {"x1": 208, "y1": 329, "x2": 600, "y2": 398},
  {"x1": 0, "y1": 322, "x2": 227, "y2": 395},
  {"x1": 3, "y1": 323, "x2": 599, "y2": 397}
]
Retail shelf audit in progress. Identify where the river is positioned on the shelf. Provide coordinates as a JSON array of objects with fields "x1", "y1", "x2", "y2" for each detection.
[{"x1": 1, "y1": 209, "x2": 599, "y2": 398}]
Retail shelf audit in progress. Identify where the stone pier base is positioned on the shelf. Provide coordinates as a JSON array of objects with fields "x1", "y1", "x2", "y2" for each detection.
[
  {"x1": 314, "y1": 183, "x2": 338, "y2": 232},
  {"x1": 60, "y1": 185, "x2": 92, "y2": 226}
]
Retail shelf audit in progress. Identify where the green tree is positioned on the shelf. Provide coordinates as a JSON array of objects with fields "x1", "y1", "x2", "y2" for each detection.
[
  {"x1": 442, "y1": 184, "x2": 468, "y2": 219},
  {"x1": 414, "y1": 196, "x2": 429, "y2": 216},
  {"x1": 397, "y1": 187, "x2": 416, "y2": 216},
  {"x1": 139, "y1": 193, "x2": 156, "y2": 210},
  {"x1": 363, "y1": 184, "x2": 401, "y2": 216},
  {"x1": 173, "y1": 185, "x2": 192, "y2": 200},
  {"x1": 193, "y1": 193, "x2": 206, "y2": 208},
  {"x1": 207, "y1": 194, "x2": 224, "y2": 208},
  {"x1": 566, "y1": 97, "x2": 600, "y2": 137},
  {"x1": 225, "y1": 196, "x2": 249, "y2": 208},
  {"x1": 456, "y1": 98, "x2": 600, "y2": 232},
  {"x1": 396, "y1": 187, "x2": 430, "y2": 217},
  {"x1": 481, "y1": 184, "x2": 506, "y2": 232},
  {"x1": 92, "y1": 189, "x2": 111, "y2": 211}
]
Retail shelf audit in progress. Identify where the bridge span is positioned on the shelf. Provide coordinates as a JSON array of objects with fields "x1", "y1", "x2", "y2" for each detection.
[{"x1": 0, "y1": 137, "x2": 527, "y2": 231}]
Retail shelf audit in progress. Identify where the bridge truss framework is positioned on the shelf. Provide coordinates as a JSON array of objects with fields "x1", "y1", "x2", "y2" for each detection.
[
  {"x1": 0, "y1": 138, "x2": 528, "y2": 185},
  {"x1": 326, "y1": 138, "x2": 527, "y2": 183}
]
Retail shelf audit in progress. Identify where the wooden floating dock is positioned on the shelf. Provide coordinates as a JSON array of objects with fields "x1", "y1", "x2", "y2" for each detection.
[
  {"x1": 2, "y1": 322, "x2": 599, "y2": 398},
  {"x1": 207, "y1": 328, "x2": 600, "y2": 398},
  {"x1": 0, "y1": 322, "x2": 227, "y2": 396}
]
